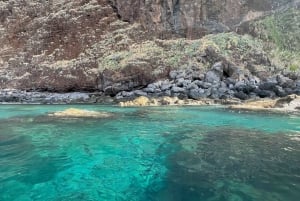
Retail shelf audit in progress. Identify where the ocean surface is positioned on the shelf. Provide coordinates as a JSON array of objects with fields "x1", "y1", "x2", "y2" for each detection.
[{"x1": 0, "y1": 105, "x2": 299, "y2": 201}]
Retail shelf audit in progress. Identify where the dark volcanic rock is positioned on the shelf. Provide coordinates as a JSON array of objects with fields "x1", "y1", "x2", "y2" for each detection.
[{"x1": 189, "y1": 88, "x2": 210, "y2": 100}]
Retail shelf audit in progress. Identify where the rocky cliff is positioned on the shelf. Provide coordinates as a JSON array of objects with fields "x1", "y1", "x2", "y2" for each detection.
[
  {"x1": 0, "y1": 0, "x2": 299, "y2": 97},
  {"x1": 110, "y1": 0, "x2": 295, "y2": 38}
]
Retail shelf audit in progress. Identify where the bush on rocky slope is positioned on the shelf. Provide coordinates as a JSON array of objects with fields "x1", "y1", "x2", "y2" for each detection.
[{"x1": 245, "y1": 8, "x2": 300, "y2": 71}]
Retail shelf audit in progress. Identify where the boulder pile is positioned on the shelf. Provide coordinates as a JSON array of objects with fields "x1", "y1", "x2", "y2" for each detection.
[{"x1": 116, "y1": 61, "x2": 300, "y2": 101}]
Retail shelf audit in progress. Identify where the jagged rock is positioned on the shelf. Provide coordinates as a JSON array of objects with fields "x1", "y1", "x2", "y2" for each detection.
[
  {"x1": 187, "y1": 82, "x2": 199, "y2": 90},
  {"x1": 211, "y1": 62, "x2": 224, "y2": 73},
  {"x1": 176, "y1": 79, "x2": 191, "y2": 88},
  {"x1": 169, "y1": 71, "x2": 178, "y2": 80},
  {"x1": 134, "y1": 90, "x2": 148, "y2": 97},
  {"x1": 197, "y1": 81, "x2": 212, "y2": 89},
  {"x1": 189, "y1": 88, "x2": 210, "y2": 100},
  {"x1": 171, "y1": 86, "x2": 186, "y2": 93},
  {"x1": 259, "y1": 81, "x2": 278, "y2": 91},
  {"x1": 234, "y1": 91, "x2": 249, "y2": 100},
  {"x1": 205, "y1": 70, "x2": 222, "y2": 84},
  {"x1": 256, "y1": 89, "x2": 276, "y2": 98},
  {"x1": 161, "y1": 82, "x2": 172, "y2": 91},
  {"x1": 143, "y1": 87, "x2": 155, "y2": 93},
  {"x1": 274, "y1": 86, "x2": 287, "y2": 97}
]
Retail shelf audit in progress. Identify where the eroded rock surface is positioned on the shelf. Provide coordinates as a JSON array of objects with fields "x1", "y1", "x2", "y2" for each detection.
[{"x1": 0, "y1": 0, "x2": 300, "y2": 99}]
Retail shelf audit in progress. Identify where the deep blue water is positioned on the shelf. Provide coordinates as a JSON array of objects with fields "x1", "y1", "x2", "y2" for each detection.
[{"x1": 0, "y1": 105, "x2": 299, "y2": 201}]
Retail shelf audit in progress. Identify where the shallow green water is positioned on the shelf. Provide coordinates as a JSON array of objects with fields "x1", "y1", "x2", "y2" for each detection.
[{"x1": 0, "y1": 105, "x2": 299, "y2": 201}]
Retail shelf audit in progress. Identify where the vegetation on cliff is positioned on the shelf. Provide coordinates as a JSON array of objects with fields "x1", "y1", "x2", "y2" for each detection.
[{"x1": 247, "y1": 8, "x2": 300, "y2": 71}]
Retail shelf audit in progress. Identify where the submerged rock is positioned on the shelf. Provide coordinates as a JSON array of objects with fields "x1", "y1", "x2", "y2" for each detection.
[{"x1": 48, "y1": 108, "x2": 112, "y2": 118}]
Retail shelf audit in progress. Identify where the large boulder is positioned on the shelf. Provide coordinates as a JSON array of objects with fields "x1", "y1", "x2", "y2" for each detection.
[
  {"x1": 205, "y1": 70, "x2": 222, "y2": 84},
  {"x1": 188, "y1": 88, "x2": 210, "y2": 99}
]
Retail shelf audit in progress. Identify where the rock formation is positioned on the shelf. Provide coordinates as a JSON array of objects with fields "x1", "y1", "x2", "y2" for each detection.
[
  {"x1": 0, "y1": 0, "x2": 299, "y2": 100},
  {"x1": 111, "y1": 0, "x2": 296, "y2": 38}
]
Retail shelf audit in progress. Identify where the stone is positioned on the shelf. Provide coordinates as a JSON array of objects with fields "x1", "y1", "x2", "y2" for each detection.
[
  {"x1": 161, "y1": 83, "x2": 172, "y2": 91},
  {"x1": 169, "y1": 71, "x2": 178, "y2": 80},
  {"x1": 225, "y1": 77, "x2": 237, "y2": 85},
  {"x1": 116, "y1": 91, "x2": 135, "y2": 99},
  {"x1": 234, "y1": 91, "x2": 249, "y2": 100},
  {"x1": 134, "y1": 90, "x2": 148, "y2": 96},
  {"x1": 249, "y1": 76, "x2": 260, "y2": 85},
  {"x1": 211, "y1": 62, "x2": 223, "y2": 73},
  {"x1": 256, "y1": 90, "x2": 276, "y2": 98},
  {"x1": 259, "y1": 81, "x2": 277, "y2": 91},
  {"x1": 163, "y1": 90, "x2": 172, "y2": 96},
  {"x1": 189, "y1": 88, "x2": 208, "y2": 99},
  {"x1": 176, "y1": 79, "x2": 191, "y2": 88},
  {"x1": 176, "y1": 72, "x2": 186, "y2": 79},
  {"x1": 234, "y1": 81, "x2": 246, "y2": 91},
  {"x1": 277, "y1": 75, "x2": 295, "y2": 88},
  {"x1": 171, "y1": 86, "x2": 186, "y2": 93},
  {"x1": 199, "y1": 82, "x2": 212, "y2": 89},
  {"x1": 274, "y1": 86, "x2": 287, "y2": 97},
  {"x1": 205, "y1": 70, "x2": 221, "y2": 84},
  {"x1": 210, "y1": 88, "x2": 221, "y2": 99},
  {"x1": 187, "y1": 83, "x2": 199, "y2": 90},
  {"x1": 143, "y1": 87, "x2": 156, "y2": 93}
]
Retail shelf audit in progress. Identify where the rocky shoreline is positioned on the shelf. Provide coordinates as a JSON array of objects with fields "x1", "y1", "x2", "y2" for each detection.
[
  {"x1": 1, "y1": 61, "x2": 300, "y2": 112},
  {"x1": 115, "y1": 62, "x2": 300, "y2": 101},
  {"x1": 1, "y1": 61, "x2": 300, "y2": 105},
  {"x1": 0, "y1": 89, "x2": 114, "y2": 104},
  {"x1": 1, "y1": 90, "x2": 300, "y2": 113}
]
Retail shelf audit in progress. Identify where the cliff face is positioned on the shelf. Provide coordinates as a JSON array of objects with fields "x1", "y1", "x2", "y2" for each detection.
[
  {"x1": 0, "y1": 0, "x2": 298, "y2": 92},
  {"x1": 110, "y1": 0, "x2": 294, "y2": 38},
  {"x1": 0, "y1": 0, "x2": 119, "y2": 91}
]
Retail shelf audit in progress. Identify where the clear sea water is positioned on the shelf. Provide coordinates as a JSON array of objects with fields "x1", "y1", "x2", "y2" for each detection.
[{"x1": 0, "y1": 105, "x2": 299, "y2": 201}]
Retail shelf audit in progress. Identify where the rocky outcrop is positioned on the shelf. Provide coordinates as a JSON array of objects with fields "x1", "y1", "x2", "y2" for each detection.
[
  {"x1": 0, "y1": 89, "x2": 113, "y2": 104},
  {"x1": 115, "y1": 65, "x2": 300, "y2": 101},
  {"x1": 110, "y1": 0, "x2": 296, "y2": 39}
]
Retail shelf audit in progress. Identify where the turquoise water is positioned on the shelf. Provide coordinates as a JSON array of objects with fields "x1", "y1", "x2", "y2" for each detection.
[{"x1": 0, "y1": 105, "x2": 300, "y2": 201}]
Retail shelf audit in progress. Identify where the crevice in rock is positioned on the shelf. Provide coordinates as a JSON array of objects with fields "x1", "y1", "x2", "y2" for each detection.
[{"x1": 106, "y1": 0, "x2": 122, "y2": 20}]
